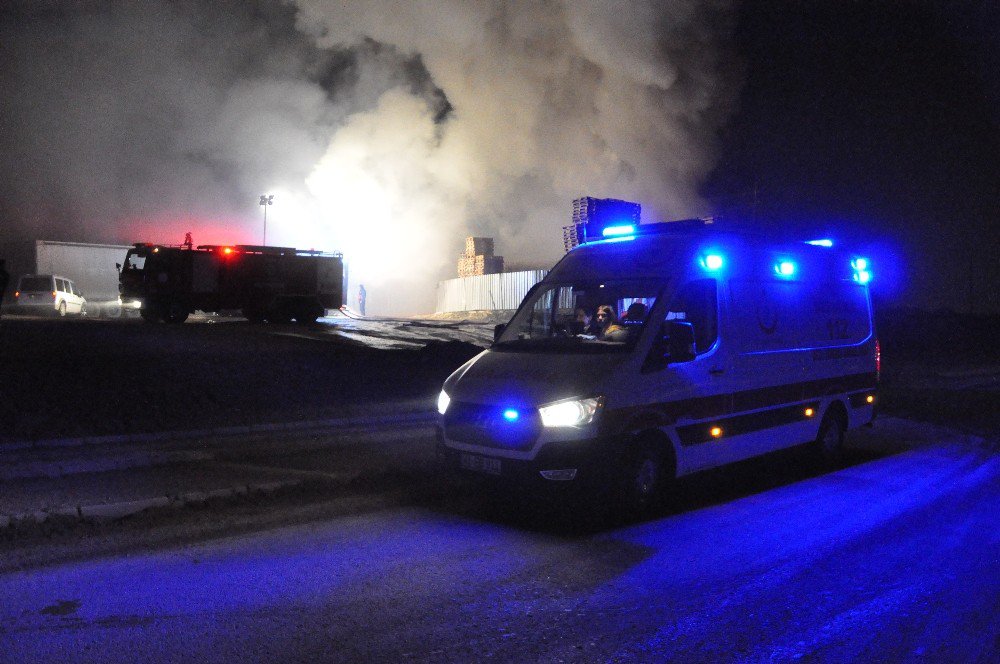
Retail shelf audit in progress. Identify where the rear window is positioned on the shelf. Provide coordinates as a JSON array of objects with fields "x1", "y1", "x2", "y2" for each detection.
[{"x1": 19, "y1": 276, "x2": 52, "y2": 292}]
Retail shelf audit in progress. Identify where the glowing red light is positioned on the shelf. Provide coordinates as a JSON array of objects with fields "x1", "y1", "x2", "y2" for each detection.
[{"x1": 223, "y1": 247, "x2": 234, "y2": 255}]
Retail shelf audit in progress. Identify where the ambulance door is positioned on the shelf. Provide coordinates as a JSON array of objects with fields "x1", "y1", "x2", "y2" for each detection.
[{"x1": 649, "y1": 278, "x2": 734, "y2": 474}]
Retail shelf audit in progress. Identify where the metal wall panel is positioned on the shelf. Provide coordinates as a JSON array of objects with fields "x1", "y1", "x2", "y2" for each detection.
[{"x1": 436, "y1": 270, "x2": 547, "y2": 312}]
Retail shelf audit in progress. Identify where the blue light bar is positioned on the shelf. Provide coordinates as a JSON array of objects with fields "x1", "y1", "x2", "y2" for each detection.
[
  {"x1": 602, "y1": 224, "x2": 636, "y2": 237},
  {"x1": 806, "y1": 239, "x2": 834, "y2": 247},
  {"x1": 503, "y1": 409, "x2": 520, "y2": 422}
]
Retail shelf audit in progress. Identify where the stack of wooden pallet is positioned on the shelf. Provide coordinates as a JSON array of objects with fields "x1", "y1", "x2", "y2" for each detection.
[{"x1": 457, "y1": 236, "x2": 504, "y2": 277}]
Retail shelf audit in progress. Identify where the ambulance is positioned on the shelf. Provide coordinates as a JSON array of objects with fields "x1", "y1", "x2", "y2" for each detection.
[{"x1": 436, "y1": 220, "x2": 879, "y2": 513}]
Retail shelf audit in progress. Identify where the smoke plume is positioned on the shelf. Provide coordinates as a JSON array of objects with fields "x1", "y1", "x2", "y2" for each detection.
[{"x1": 0, "y1": 0, "x2": 737, "y2": 315}]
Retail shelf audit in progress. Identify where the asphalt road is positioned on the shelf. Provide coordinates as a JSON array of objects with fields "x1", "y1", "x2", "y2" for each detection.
[
  {"x1": 1, "y1": 434, "x2": 997, "y2": 663},
  {"x1": 1, "y1": 316, "x2": 997, "y2": 662}
]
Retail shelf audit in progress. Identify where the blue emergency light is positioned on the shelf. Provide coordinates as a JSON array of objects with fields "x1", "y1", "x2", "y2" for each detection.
[
  {"x1": 852, "y1": 258, "x2": 872, "y2": 284},
  {"x1": 806, "y1": 239, "x2": 834, "y2": 247},
  {"x1": 775, "y1": 260, "x2": 796, "y2": 277},
  {"x1": 503, "y1": 409, "x2": 520, "y2": 422},
  {"x1": 602, "y1": 224, "x2": 636, "y2": 237},
  {"x1": 700, "y1": 254, "x2": 724, "y2": 271}
]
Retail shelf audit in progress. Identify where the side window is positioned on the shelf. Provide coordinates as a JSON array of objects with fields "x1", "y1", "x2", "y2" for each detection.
[
  {"x1": 55, "y1": 279, "x2": 66, "y2": 293},
  {"x1": 665, "y1": 279, "x2": 718, "y2": 354},
  {"x1": 66, "y1": 281, "x2": 76, "y2": 295}
]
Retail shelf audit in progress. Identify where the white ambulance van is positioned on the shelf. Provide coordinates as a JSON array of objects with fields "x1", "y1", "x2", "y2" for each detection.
[{"x1": 436, "y1": 222, "x2": 879, "y2": 512}]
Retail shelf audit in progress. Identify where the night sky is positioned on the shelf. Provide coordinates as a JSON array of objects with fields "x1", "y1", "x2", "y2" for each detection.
[
  {"x1": 705, "y1": 1, "x2": 1000, "y2": 314},
  {"x1": 1, "y1": 1, "x2": 997, "y2": 314}
]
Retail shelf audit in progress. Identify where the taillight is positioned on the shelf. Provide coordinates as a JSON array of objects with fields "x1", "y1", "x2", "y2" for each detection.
[
  {"x1": 875, "y1": 337, "x2": 881, "y2": 381},
  {"x1": 52, "y1": 291, "x2": 57, "y2": 299},
  {"x1": 13, "y1": 290, "x2": 19, "y2": 299}
]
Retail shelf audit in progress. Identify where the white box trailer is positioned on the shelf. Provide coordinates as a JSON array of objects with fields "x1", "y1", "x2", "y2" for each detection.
[
  {"x1": 436, "y1": 222, "x2": 879, "y2": 514},
  {"x1": 0, "y1": 240, "x2": 133, "y2": 317}
]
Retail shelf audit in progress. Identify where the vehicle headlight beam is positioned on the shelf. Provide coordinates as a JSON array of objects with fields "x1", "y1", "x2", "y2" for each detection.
[{"x1": 538, "y1": 396, "x2": 604, "y2": 428}]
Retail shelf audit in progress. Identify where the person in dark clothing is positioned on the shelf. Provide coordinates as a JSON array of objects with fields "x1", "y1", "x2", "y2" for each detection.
[{"x1": 357, "y1": 284, "x2": 367, "y2": 317}]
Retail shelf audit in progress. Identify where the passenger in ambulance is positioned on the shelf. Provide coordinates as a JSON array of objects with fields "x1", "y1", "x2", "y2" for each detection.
[
  {"x1": 595, "y1": 304, "x2": 627, "y2": 341},
  {"x1": 619, "y1": 301, "x2": 649, "y2": 341},
  {"x1": 621, "y1": 302, "x2": 648, "y2": 324},
  {"x1": 573, "y1": 307, "x2": 594, "y2": 335}
]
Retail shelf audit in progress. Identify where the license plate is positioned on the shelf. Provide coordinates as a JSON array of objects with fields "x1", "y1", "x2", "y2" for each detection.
[{"x1": 459, "y1": 453, "x2": 501, "y2": 476}]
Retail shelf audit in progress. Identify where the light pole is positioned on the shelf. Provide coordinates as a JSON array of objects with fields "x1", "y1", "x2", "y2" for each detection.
[{"x1": 259, "y1": 194, "x2": 273, "y2": 246}]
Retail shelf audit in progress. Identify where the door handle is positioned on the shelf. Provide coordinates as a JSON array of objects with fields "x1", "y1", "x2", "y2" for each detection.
[{"x1": 709, "y1": 367, "x2": 725, "y2": 375}]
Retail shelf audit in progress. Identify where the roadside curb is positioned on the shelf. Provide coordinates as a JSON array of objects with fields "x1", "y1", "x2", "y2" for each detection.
[
  {"x1": 0, "y1": 478, "x2": 305, "y2": 531},
  {"x1": 0, "y1": 400, "x2": 436, "y2": 453}
]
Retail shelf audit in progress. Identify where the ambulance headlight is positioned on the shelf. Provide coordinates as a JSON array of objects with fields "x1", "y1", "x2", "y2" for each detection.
[
  {"x1": 437, "y1": 390, "x2": 451, "y2": 415},
  {"x1": 538, "y1": 396, "x2": 605, "y2": 428}
]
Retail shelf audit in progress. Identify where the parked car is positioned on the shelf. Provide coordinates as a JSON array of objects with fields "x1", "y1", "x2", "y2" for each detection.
[{"x1": 12, "y1": 274, "x2": 87, "y2": 317}]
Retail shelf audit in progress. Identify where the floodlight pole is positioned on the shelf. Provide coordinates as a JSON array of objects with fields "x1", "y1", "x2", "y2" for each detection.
[{"x1": 259, "y1": 194, "x2": 273, "y2": 246}]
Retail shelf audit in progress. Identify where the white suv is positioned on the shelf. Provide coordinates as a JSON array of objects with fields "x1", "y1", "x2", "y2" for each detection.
[{"x1": 13, "y1": 274, "x2": 87, "y2": 317}]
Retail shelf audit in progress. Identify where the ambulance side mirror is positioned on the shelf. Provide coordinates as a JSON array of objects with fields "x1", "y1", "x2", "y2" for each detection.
[
  {"x1": 493, "y1": 323, "x2": 506, "y2": 342},
  {"x1": 643, "y1": 321, "x2": 696, "y2": 373}
]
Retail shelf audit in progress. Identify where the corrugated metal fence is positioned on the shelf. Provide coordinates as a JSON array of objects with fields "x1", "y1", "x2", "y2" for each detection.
[{"x1": 436, "y1": 270, "x2": 546, "y2": 313}]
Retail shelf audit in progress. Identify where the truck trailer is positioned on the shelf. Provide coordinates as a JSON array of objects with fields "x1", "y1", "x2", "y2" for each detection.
[
  {"x1": 0, "y1": 240, "x2": 134, "y2": 317},
  {"x1": 119, "y1": 243, "x2": 344, "y2": 324}
]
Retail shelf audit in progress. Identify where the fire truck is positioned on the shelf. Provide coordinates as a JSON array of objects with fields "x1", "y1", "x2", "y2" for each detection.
[{"x1": 119, "y1": 243, "x2": 344, "y2": 324}]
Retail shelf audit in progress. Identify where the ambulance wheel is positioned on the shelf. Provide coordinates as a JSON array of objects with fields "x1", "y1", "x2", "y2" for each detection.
[
  {"x1": 57, "y1": 301, "x2": 67, "y2": 317},
  {"x1": 617, "y1": 441, "x2": 662, "y2": 517},
  {"x1": 814, "y1": 406, "x2": 846, "y2": 465}
]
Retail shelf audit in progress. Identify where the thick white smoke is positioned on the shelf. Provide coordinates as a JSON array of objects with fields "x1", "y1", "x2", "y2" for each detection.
[
  {"x1": 293, "y1": 0, "x2": 737, "y2": 313},
  {"x1": 0, "y1": 0, "x2": 736, "y2": 315}
]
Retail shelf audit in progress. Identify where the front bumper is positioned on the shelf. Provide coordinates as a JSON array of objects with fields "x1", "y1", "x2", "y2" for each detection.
[{"x1": 436, "y1": 425, "x2": 624, "y2": 488}]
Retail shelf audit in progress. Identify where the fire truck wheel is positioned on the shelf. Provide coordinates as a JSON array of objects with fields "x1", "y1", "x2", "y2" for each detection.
[
  {"x1": 243, "y1": 308, "x2": 265, "y2": 324},
  {"x1": 163, "y1": 302, "x2": 189, "y2": 324},
  {"x1": 140, "y1": 306, "x2": 161, "y2": 323},
  {"x1": 294, "y1": 306, "x2": 320, "y2": 324}
]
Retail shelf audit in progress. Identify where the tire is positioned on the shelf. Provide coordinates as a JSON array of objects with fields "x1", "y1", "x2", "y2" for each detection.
[
  {"x1": 57, "y1": 301, "x2": 67, "y2": 317},
  {"x1": 814, "y1": 408, "x2": 846, "y2": 466},
  {"x1": 242, "y1": 308, "x2": 266, "y2": 324},
  {"x1": 140, "y1": 305, "x2": 161, "y2": 323},
  {"x1": 294, "y1": 305, "x2": 321, "y2": 324},
  {"x1": 163, "y1": 302, "x2": 189, "y2": 324},
  {"x1": 266, "y1": 305, "x2": 292, "y2": 324},
  {"x1": 617, "y1": 442, "x2": 663, "y2": 517}
]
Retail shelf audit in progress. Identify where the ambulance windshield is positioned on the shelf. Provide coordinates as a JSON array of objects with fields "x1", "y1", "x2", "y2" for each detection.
[{"x1": 494, "y1": 279, "x2": 662, "y2": 352}]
